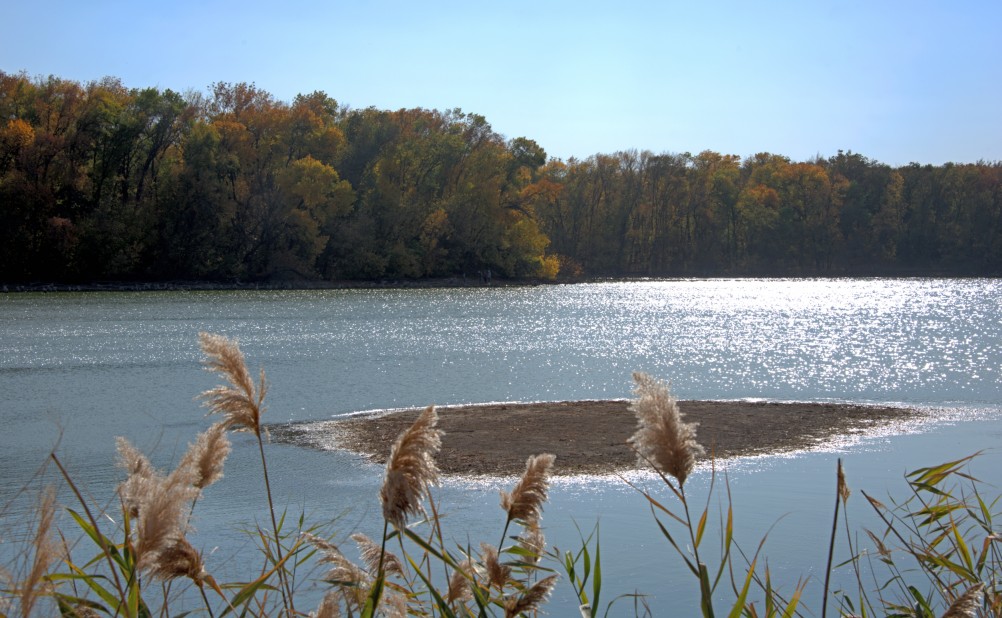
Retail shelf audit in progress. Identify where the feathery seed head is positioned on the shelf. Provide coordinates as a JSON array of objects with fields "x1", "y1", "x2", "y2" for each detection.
[
  {"x1": 628, "y1": 372, "x2": 705, "y2": 485},
  {"x1": 144, "y1": 536, "x2": 205, "y2": 583},
  {"x1": 178, "y1": 422, "x2": 231, "y2": 490},
  {"x1": 501, "y1": 453, "x2": 555, "y2": 525},
  {"x1": 116, "y1": 437, "x2": 160, "y2": 519},
  {"x1": 134, "y1": 468, "x2": 199, "y2": 570},
  {"x1": 480, "y1": 543, "x2": 511, "y2": 590},
  {"x1": 837, "y1": 459, "x2": 850, "y2": 504},
  {"x1": 351, "y1": 532, "x2": 403, "y2": 577},
  {"x1": 20, "y1": 487, "x2": 58, "y2": 617},
  {"x1": 116, "y1": 436, "x2": 154, "y2": 479},
  {"x1": 941, "y1": 583, "x2": 984, "y2": 618},
  {"x1": 380, "y1": 405, "x2": 442, "y2": 529},
  {"x1": 503, "y1": 574, "x2": 558, "y2": 618},
  {"x1": 447, "y1": 560, "x2": 475, "y2": 605},
  {"x1": 517, "y1": 520, "x2": 546, "y2": 565},
  {"x1": 198, "y1": 332, "x2": 266, "y2": 434},
  {"x1": 303, "y1": 534, "x2": 367, "y2": 582},
  {"x1": 312, "y1": 591, "x2": 343, "y2": 618}
]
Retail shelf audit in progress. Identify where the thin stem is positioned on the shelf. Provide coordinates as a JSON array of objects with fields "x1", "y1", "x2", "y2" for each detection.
[
  {"x1": 821, "y1": 458, "x2": 842, "y2": 618},
  {"x1": 426, "y1": 490, "x2": 451, "y2": 611},
  {"x1": 679, "y1": 485, "x2": 703, "y2": 572},
  {"x1": 256, "y1": 428, "x2": 293, "y2": 615},
  {"x1": 498, "y1": 520, "x2": 512, "y2": 555},
  {"x1": 197, "y1": 583, "x2": 216, "y2": 618},
  {"x1": 373, "y1": 518, "x2": 389, "y2": 615},
  {"x1": 680, "y1": 484, "x2": 714, "y2": 618}
]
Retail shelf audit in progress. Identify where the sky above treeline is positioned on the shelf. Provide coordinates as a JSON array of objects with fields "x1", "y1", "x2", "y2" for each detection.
[{"x1": 4, "y1": 0, "x2": 1001, "y2": 166}]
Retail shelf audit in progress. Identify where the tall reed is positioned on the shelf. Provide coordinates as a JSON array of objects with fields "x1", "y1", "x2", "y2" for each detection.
[
  {"x1": 623, "y1": 371, "x2": 804, "y2": 618},
  {"x1": 197, "y1": 331, "x2": 295, "y2": 614}
]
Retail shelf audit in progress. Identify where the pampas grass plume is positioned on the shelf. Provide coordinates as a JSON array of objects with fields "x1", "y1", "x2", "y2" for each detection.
[
  {"x1": 144, "y1": 536, "x2": 205, "y2": 583},
  {"x1": 503, "y1": 574, "x2": 558, "y2": 618},
  {"x1": 351, "y1": 532, "x2": 403, "y2": 577},
  {"x1": 116, "y1": 437, "x2": 157, "y2": 518},
  {"x1": 198, "y1": 332, "x2": 267, "y2": 434},
  {"x1": 312, "y1": 592, "x2": 343, "y2": 618},
  {"x1": 134, "y1": 466, "x2": 198, "y2": 571},
  {"x1": 303, "y1": 533, "x2": 371, "y2": 611},
  {"x1": 837, "y1": 459, "x2": 850, "y2": 504},
  {"x1": 940, "y1": 583, "x2": 984, "y2": 618},
  {"x1": 480, "y1": 543, "x2": 511, "y2": 590},
  {"x1": 178, "y1": 422, "x2": 231, "y2": 490},
  {"x1": 517, "y1": 520, "x2": 546, "y2": 565},
  {"x1": 501, "y1": 454, "x2": 555, "y2": 525},
  {"x1": 628, "y1": 372, "x2": 705, "y2": 485},
  {"x1": 447, "y1": 560, "x2": 474, "y2": 605},
  {"x1": 380, "y1": 405, "x2": 442, "y2": 529},
  {"x1": 19, "y1": 487, "x2": 58, "y2": 617}
]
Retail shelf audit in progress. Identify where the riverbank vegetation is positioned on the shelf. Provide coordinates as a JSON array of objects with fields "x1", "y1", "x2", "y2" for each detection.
[
  {"x1": 1, "y1": 334, "x2": 997, "y2": 616},
  {"x1": 2, "y1": 71, "x2": 1001, "y2": 285}
]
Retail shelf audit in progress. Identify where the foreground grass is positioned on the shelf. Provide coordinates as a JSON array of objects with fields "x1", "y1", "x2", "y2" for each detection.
[{"x1": 1, "y1": 334, "x2": 998, "y2": 617}]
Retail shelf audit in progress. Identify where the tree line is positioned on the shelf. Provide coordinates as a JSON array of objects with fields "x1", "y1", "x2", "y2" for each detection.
[{"x1": 2, "y1": 71, "x2": 1000, "y2": 284}]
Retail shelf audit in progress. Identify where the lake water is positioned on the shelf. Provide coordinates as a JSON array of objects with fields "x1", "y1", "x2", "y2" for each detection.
[{"x1": 2, "y1": 279, "x2": 1000, "y2": 614}]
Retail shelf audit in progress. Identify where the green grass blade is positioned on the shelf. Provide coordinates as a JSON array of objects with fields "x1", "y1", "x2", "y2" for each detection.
[
  {"x1": 698, "y1": 562, "x2": 715, "y2": 618},
  {"x1": 66, "y1": 509, "x2": 128, "y2": 571},
  {"x1": 780, "y1": 581, "x2": 805, "y2": 618},
  {"x1": 592, "y1": 531, "x2": 602, "y2": 616},
  {"x1": 360, "y1": 572, "x2": 385, "y2": 618},
  {"x1": 726, "y1": 558, "x2": 756, "y2": 618},
  {"x1": 57, "y1": 566, "x2": 123, "y2": 615},
  {"x1": 652, "y1": 515, "x2": 698, "y2": 576},
  {"x1": 695, "y1": 508, "x2": 709, "y2": 549},
  {"x1": 405, "y1": 553, "x2": 458, "y2": 618}
]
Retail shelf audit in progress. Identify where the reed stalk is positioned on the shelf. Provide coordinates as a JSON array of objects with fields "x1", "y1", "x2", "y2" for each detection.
[{"x1": 197, "y1": 332, "x2": 293, "y2": 614}]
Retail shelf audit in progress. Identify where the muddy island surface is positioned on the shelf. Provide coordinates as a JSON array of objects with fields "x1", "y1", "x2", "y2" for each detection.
[{"x1": 271, "y1": 400, "x2": 920, "y2": 476}]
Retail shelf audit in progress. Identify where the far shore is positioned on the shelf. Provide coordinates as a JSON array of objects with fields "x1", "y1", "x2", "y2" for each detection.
[
  {"x1": 270, "y1": 400, "x2": 921, "y2": 476},
  {"x1": 1, "y1": 267, "x2": 965, "y2": 294},
  {"x1": 0, "y1": 276, "x2": 554, "y2": 293}
]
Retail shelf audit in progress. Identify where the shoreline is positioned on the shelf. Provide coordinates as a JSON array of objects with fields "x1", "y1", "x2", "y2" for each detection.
[
  {"x1": 2, "y1": 272, "x2": 981, "y2": 294},
  {"x1": 270, "y1": 399, "x2": 921, "y2": 476},
  {"x1": 0, "y1": 276, "x2": 558, "y2": 293}
]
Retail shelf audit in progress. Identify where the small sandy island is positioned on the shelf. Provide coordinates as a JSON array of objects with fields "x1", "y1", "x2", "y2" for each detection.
[{"x1": 271, "y1": 400, "x2": 920, "y2": 476}]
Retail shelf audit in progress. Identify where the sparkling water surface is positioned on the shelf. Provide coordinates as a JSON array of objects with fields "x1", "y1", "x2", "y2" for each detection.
[{"x1": 1, "y1": 279, "x2": 1000, "y2": 614}]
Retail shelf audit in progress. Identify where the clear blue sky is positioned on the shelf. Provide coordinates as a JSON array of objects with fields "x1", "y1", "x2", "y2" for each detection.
[{"x1": 4, "y1": 0, "x2": 1000, "y2": 166}]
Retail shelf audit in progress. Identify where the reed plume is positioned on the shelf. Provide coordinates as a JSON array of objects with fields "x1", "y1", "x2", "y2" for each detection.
[
  {"x1": 312, "y1": 591, "x2": 342, "y2": 618},
  {"x1": 178, "y1": 422, "x2": 231, "y2": 490},
  {"x1": 628, "y1": 372, "x2": 705, "y2": 485},
  {"x1": 516, "y1": 520, "x2": 546, "y2": 565},
  {"x1": 940, "y1": 583, "x2": 984, "y2": 618},
  {"x1": 116, "y1": 424, "x2": 225, "y2": 581},
  {"x1": 380, "y1": 405, "x2": 442, "y2": 529},
  {"x1": 837, "y1": 458, "x2": 851, "y2": 504},
  {"x1": 351, "y1": 532, "x2": 403, "y2": 577},
  {"x1": 198, "y1": 332, "x2": 293, "y2": 612},
  {"x1": 19, "y1": 487, "x2": 58, "y2": 617},
  {"x1": 480, "y1": 543, "x2": 511, "y2": 590},
  {"x1": 381, "y1": 590, "x2": 409, "y2": 618},
  {"x1": 133, "y1": 467, "x2": 199, "y2": 571},
  {"x1": 503, "y1": 574, "x2": 558, "y2": 618},
  {"x1": 304, "y1": 533, "x2": 371, "y2": 610},
  {"x1": 198, "y1": 332, "x2": 267, "y2": 434},
  {"x1": 501, "y1": 454, "x2": 555, "y2": 525},
  {"x1": 447, "y1": 560, "x2": 474, "y2": 605},
  {"x1": 116, "y1": 436, "x2": 157, "y2": 518},
  {"x1": 115, "y1": 435, "x2": 200, "y2": 568},
  {"x1": 144, "y1": 536, "x2": 205, "y2": 584}
]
